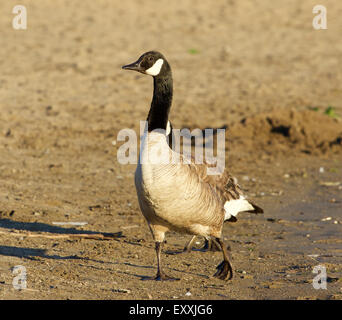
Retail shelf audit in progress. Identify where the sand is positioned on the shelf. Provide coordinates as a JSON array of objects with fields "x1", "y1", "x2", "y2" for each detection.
[{"x1": 0, "y1": 0, "x2": 341, "y2": 299}]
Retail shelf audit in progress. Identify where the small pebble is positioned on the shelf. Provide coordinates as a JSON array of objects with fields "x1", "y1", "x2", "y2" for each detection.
[
  {"x1": 283, "y1": 174, "x2": 290, "y2": 179},
  {"x1": 319, "y1": 167, "x2": 324, "y2": 173},
  {"x1": 185, "y1": 291, "x2": 192, "y2": 296},
  {"x1": 113, "y1": 288, "x2": 131, "y2": 294},
  {"x1": 320, "y1": 181, "x2": 340, "y2": 187}
]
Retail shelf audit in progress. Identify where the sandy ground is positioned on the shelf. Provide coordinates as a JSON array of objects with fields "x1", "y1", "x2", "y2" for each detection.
[{"x1": 0, "y1": 0, "x2": 341, "y2": 300}]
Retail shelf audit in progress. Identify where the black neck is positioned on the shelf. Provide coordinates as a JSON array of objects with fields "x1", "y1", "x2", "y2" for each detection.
[{"x1": 147, "y1": 72, "x2": 173, "y2": 132}]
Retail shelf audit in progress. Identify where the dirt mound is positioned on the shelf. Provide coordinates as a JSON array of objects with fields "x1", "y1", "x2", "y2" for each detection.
[{"x1": 228, "y1": 109, "x2": 342, "y2": 155}]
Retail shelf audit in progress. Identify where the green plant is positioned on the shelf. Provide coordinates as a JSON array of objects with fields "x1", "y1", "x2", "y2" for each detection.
[
  {"x1": 188, "y1": 48, "x2": 199, "y2": 54},
  {"x1": 308, "y1": 106, "x2": 319, "y2": 112},
  {"x1": 324, "y1": 106, "x2": 339, "y2": 118}
]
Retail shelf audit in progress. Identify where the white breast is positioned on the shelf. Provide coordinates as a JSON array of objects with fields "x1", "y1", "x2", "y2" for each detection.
[
  {"x1": 139, "y1": 131, "x2": 171, "y2": 165},
  {"x1": 136, "y1": 131, "x2": 174, "y2": 190}
]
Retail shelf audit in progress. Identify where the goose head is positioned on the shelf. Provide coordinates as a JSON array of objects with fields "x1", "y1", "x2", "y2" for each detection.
[{"x1": 122, "y1": 51, "x2": 170, "y2": 77}]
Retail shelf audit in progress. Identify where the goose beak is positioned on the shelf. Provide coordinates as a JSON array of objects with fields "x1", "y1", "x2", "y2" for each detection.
[{"x1": 122, "y1": 60, "x2": 144, "y2": 73}]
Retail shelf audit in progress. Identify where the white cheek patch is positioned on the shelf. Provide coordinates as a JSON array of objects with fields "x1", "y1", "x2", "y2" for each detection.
[{"x1": 146, "y1": 59, "x2": 164, "y2": 76}]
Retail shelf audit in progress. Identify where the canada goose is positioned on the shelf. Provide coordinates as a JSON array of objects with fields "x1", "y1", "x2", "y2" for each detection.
[{"x1": 122, "y1": 51, "x2": 263, "y2": 281}]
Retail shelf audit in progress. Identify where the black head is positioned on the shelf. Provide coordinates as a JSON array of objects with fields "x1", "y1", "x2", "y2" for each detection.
[{"x1": 122, "y1": 51, "x2": 170, "y2": 77}]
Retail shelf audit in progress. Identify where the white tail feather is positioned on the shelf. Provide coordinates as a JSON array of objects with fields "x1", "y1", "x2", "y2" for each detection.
[{"x1": 224, "y1": 196, "x2": 254, "y2": 220}]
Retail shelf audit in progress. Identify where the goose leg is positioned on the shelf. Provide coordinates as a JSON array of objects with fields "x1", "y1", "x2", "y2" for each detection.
[
  {"x1": 213, "y1": 238, "x2": 233, "y2": 280},
  {"x1": 183, "y1": 236, "x2": 197, "y2": 252},
  {"x1": 154, "y1": 241, "x2": 180, "y2": 281},
  {"x1": 204, "y1": 237, "x2": 221, "y2": 252}
]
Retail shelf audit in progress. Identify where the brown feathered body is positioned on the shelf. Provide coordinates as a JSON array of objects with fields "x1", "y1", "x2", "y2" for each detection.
[{"x1": 135, "y1": 130, "x2": 262, "y2": 243}]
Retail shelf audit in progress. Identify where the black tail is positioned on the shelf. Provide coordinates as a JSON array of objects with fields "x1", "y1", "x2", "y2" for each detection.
[{"x1": 247, "y1": 201, "x2": 264, "y2": 214}]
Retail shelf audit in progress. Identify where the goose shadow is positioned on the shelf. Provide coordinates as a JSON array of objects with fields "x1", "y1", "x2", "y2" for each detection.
[
  {"x1": 0, "y1": 245, "x2": 83, "y2": 260},
  {"x1": 119, "y1": 261, "x2": 210, "y2": 280},
  {"x1": 0, "y1": 245, "x2": 122, "y2": 265},
  {"x1": 0, "y1": 218, "x2": 122, "y2": 238}
]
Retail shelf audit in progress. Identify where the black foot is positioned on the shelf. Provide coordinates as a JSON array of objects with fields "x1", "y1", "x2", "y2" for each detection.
[
  {"x1": 154, "y1": 272, "x2": 180, "y2": 281},
  {"x1": 214, "y1": 260, "x2": 233, "y2": 280},
  {"x1": 142, "y1": 272, "x2": 180, "y2": 281}
]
